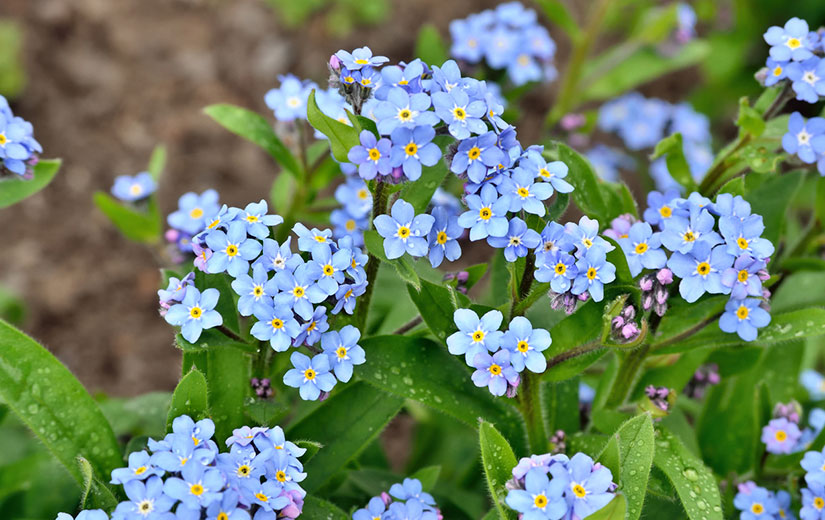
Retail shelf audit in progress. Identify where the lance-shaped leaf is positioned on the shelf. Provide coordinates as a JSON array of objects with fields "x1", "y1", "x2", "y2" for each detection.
[
  {"x1": 94, "y1": 192, "x2": 161, "y2": 243},
  {"x1": 0, "y1": 158, "x2": 61, "y2": 208},
  {"x1": 306, "y1": 89, "x2": 362, "y2": 163},
  {"x1": 479, "y1": 420, "x2": 518, "y2": 520},
  {"x1": 597, "y1": 414, "x2": 655, "y2": 520},
  {"x1": 166, "y1": 367, "x2": 209, "y2": 431}
]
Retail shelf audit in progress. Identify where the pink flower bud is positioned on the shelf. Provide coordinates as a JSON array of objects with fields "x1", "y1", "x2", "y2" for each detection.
[
  {"x1": 656, "y1": 268, "x2": 674, "y2": 285},
  {"x1": 560, "y1": 113, "x2": 586, "y2": 131},
  {"x1": 639, "y1": 275, "x2": 654, "y2": 292},
  {"x1": 165, "y1": 229, "x2": 180, "y2": 242},
  {"x1": 621, "y1": 322, "x2": 639, "y2": 339}
]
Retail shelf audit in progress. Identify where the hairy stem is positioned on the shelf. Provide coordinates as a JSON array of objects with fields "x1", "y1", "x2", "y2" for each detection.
[
  {"x1": 546, "y1": 341, "x2": 603, "y2": 370},
  {"x1": 517, "y1": 372, "x2": 548, "y2": 454},
  {"x1": 217, "y1": 325, "x2": 244, "y2": 343},
  {"x1": 604, "y1": 344, "x2": 650, "y2": 407},
  {"x1": 510, "y1": 254, "x2": 537, "y2": 319},
  {"x1": 393, "y1": 316, "x2": 423, "y2": 335},
  {"x1": 355, "y1": 181, "x2": 388, "y2": 330}
]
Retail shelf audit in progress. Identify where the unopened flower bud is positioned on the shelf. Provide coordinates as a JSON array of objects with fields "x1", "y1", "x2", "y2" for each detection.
[
  {"x1": 757, "y1": 269, "x2": 770, "y2": 282},
  {"x1": 639, "y1": 275, "x2": 655, "y2": 292},
  {"x1": 457, "y1": 271, "x2": 470, "y2": 283},
  {"x1": 621, "y1": 322, "x2": 640, "y2": 340},
  {"x1": 657, "y1": 268, "x2": 674, "y2": 285},
  {"x1": 621, "y1": 305, "x2": 636, "y2": 321},
  {"x1": 560, "y1": 113, "x2": 586, "y2": 131}
]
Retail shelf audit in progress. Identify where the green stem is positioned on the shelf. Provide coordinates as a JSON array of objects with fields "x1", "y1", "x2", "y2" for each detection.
[
  {"x1": 545, "y1": 0, "x2": 614, "y2": 127},
  {"x1": 546, "y1": 340, "x2": 602, "y2": 370},
  {"x1": 355, "y1": 181, "x2": 388, "y2": 330},
  {"x1": 510, "y1": 254, "x2": 536, "y2": 319},
  {"x1": 604, "y1": 344, "x2": 650, "y2": 407},
  {"x1": 517, "y1": 372, "x2": 548, "y2": 454},
  {"x1": 217, "y1": 325, "x2": 244, "y2": 343}
]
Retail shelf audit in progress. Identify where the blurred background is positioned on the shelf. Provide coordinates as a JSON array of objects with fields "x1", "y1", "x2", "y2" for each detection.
[{"x1": 0, "y1": 0, "x2": 824, "y2": 399}]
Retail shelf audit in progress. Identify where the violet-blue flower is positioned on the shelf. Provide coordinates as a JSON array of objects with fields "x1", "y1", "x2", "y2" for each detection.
[
  {"x1": 335, "y1": 47, "x2": 389, "y2": 70},
  {"x1": 498, "y1": 167, "x2": 553, "y2": 216},
  {"x1": 112, "y1": 172, "x2": 156, "y2": 202},
  {"x1": 251, "y1": 302, "x2": 300, "y2": 352},
  {"x1": 618, "y1": 222, "x2": 668, "y2": 277},
  {"x1": 204, "y1": 221, "x2": 263, "y2": 277},
  {"x1": 719, "y1": 214, "x2": 775, "y2": 259},
  {"x1": 535, "y1": 250, "x2": 578, "y2": 293},
  {"x1": 264, "y1": 74, "x2": 316, "y2": 122},
  {"x1": 432, "y1": 87, "x2": 487, "y2": 139},
  {"x1": 660, "y1": 207, "x2": 722, "y2": 254},
  {"x1": 113, "y1": 476, "x2": 175, "y2": 520},
  {"x1": 231, "y1": 264, "x2": 273, "y2": 316},
  {"x1": 763, "y1": 17, "x2": 817, "y2": 62},
  {"x1": 719, "y1": 297, "x2": 771, "y2": 342},
  {"x1": 457, "y1": 183, "x2": 510, "y2": 241},
  {"x1": 471, "y1": 349, "x2": 519, "y2": 396},
  {"x1": 427, "y1": 206, "x2": 462, "y2": 268},
  {"x1": 721, "y1": 254, "x2": 766, "y2": 300},
  {"x1": 164, "y1": 287, "x2": 222, "y2": 343},
  {"x1": 447, "y1": 308, "x2": 504, "y2": 365},
  {"x1": 168, "y1": 189, "x2": 220, "y2": 235},
  {"x1": 389, "y1": 125, "x2": 441, "y2": 181},
  {"x1": 571, "y1": 247, "x2": 617, "y2": 302},
  {"x1": 373, "y1": 198, "x2": 434, "y2": 259},
  {"x1": 283, "y1": 351, "x2": 337, "y2": 401},
  {"x1": 761, "y1": 417, "x2": 801, "y2": 455},
  {"x1": 782, "y1": 111, "x2": 825, "y2": 164},
  {"x1": 332, "y1": 281, "x2": 366, "y2": 315},
  {"x1": 347, "y1": 130, "x2": 393, "y2": 180},
  {"x1": 451, "y1": 131, "x2": 504, "y2": 183},
  {"x1": 504, "y1": 466, "x2": 568, "y2": 520},
  {"x1": 667, "y1": 242, "x2": 733, "y2": 302},
  {"x1": 321, "y1": 325, "x2": 365, "y2": 383},
  {"x1": 501, "y1": 316, "x2": 551, "y2": 373},
  {"x1": 487, "y1": 217, "x2": 541, "y2": 262},
  {"x1": 269, "y1": 263, "x2": 328, "y2": 320},
  {"x1": 787, "y1": 57, "x2": 825, "y2": 103},
  {"x1": 294, "y1": 306, "x2": 329, "y2": 346},
  {"x1": 564, "y1": 453, "x2": 616, "y2": 519},
  {"x1": 374, "y1": 88, "x2": 438, "y2": 136},
  {"x1": 238, "y1": 200, "x2": 284, "y2": 239},
  {"x1": 254, "y1": 237, "x2": 301, "y2": 273}
]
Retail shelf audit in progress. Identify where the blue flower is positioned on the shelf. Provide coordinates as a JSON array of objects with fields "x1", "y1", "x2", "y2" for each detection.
[
  {"x1": 802, "y1": 370, "x2": 825, "y2": 401},
  {"x1": 330, "y1": 208, "x2": 366, "y2": 246},
  {"x1": 507, "y1": 52, "x2": 543, "y2": 86},
  {"x1": 498, "y1": 167, "x2": 554, "y2": 216},
  {"x1": 776, "y1": 490, "x2": 797, "y2": 520},
  {"x1": 670, "y1": 103, "x2": 711, "y2": 143},
  {"x1": 239, "y1": 478, "x2": 289, "y2": 512},
  {"x1": 782, "y1": 112, "x2": 825, "y2": 164},
  {"x1": 535, "y1": 250, "x2": 578, "y2": 293},
  {"x1": 520, "y1": 149, "x2": 574, "y2": 194},
  {"x1": 308, "y1": 243, "x2": 351, "y2": 295},
  {"x1": 432, "y1": 87, "x2": 487, "y2": 139},
  {"x1": 205, "y1": 491, "x2": 251, "y2": 520},
  {"x1": 164, "y1": 287, "x2": 222, "y2": 343},
  {"x1": 505, "y1": 466, "x2": 568, "y2": 520},
  {"x1": 764, "y1": 17, "x2": 817, "y2": 62},
  {"x1": 564, "y1": 453, "x2": 616, "y2": 519},
  {"x1": 389, "y1": 478, "x2": 436, "y2": 506},
  {"x1": 487, "y1": 217, "x2": 541, "y2": 262},
  {"x1": 584, "y1": 145, "x2": 632, "y2": 182},
  {"x1": 110, "y1": 450, "x2": 163, "y2": 485},
  {"x1": 332, "y1": 281, "x2": 366, "y2": 315},
  {"x1": 389, "y1": 125, "x2": 441, "y2": 181},
  {"x1": 384, "y1": 499, "x2": 433, "y2": 520},
  {"x1": 353, "y1": 497, "x2": 386, "y2": 520},
  {"x1": 566, "y1": 216, "x2": 614, "y2": 255},
  {"x1": 157, "y1": 272, "x2": 195, "y2": 305},
  {"x1": 294, "y1": 306, "x2": 329, "y2": 346},
  {"x1": 292, "y1": 222, "x2": 333, "y2": 254},
  {"x1": 168, "y1": 189, "x2": 220, "y2": 235},
  {"x1": 801, "y1": 482, "x2": 825, "y2": 520},
  {"x1": 335, "y1": 47, "x2": 389, "y2": 70},
  {"x1": 374, "y1": 88, "x2": 438, "y2": 136},
  {"x1": 447, "y1": 308, "x2": 504, "y2": 365},
  {"x1": 202, "y1": 204, "x2": 241, "y2": 233},
  {"x1": 618, "y1": 222, "x2": 668, "y2": 277},
  {"x1": 484, "y1": 26, "x2": 518, "y2": 69},
  {"x1": 373, "y1": 199, "x2": 434, "y2": 259},
  {"x1": 254, "y1": 237, "x2": 301, "y2": 273},
  {"x1": 761, "y1": 417, "x2": 801, "y2": 455},
  {"x1": 719, "y1": 214, "x2": 775, "y2": 259},
  {"x1": 321, "y1": 325, "x2": 365, "y2": 383},
  {"x1": 660, "y1": 207, "x2": 721, "y2": 254},
  {"x1": 231, "y1": 264, "x2": 272, "y2": 316},
  {"x1": 787, "y1": 57, "x2": 825, "y2": 103},
  {"x1": 204, "y1": 221, "x2": 262, "y2": 277},
  {"x1": 162, "y1": 461, "x2": 224, "y2": 509},
  {"x1": 112, "y1": 172, "x2": 156, "y2": 202},
  {"x1": 357, "y1": 66, "x2": 380, "y2": 89},
  {"x1": 251, "y1": 303, "x2": 300, "y2": 352},
  {"x1": 803, "y1": 447, "x2": 825, "y2": 485},
  {"x1": 427, "y1": 206, "x2": 462, "y2": 268},
  {"x1": 0, "y1": 109, "x2": 41, "y2": 177},
  {"x1": 430, "y1": 60, "x2": 468, "y2": 93},
  {"x1": 765, "y1": 58, "x2": 790, "y2": 87},
  {"x1": 347, "y1": 130, "x2": 394, "y2": 180},
  {"x1": 721, "y1": 254, "x2": 766, "y2": 299},
  {"x1": 572, "y1": 247, "x2": 617, "y2": 302},
  {"x1": 264, "y1": 74, "x2": 316, "y2": 122},
  {"x1": 501, "y1": 317, "x2": 551, "y2": 373},
  {"x1": 667, "y1": 242, "x2": 733, "y2": 302},
  {"x1": 237, "y1": 200, "x2": 284, "y2": 239},
  {"x1": 712, "y1": 193, "x2": 752, "y2": 220},
  {"x1": 56, "y1": 511, "x2": 109, "y2": 520},
  {"x1": 335, "y1": 177, "x2": 372, "y2": 217},
  {"x1": 471, "y1": 349, "x2": 519, "y2": 396},
  {"x1": 451, "y1": 131, "x2": 504, "y2": 183},
  {"x1": 734, "y1": 484, "x2": 780, "y2": 520},
  {"x1": 270, "y1": 263, "x2": 327, "y2": 320},
  {"x1": 535, "y1": 221, "x2": 575, "y2": 260},
  {"x1": 376, "y1": 60, "x2": 426, "y2": 99},
  {"x1": 113, "y1": 476, "x2": 175, "y2": 520},
  {"x1": 719, "y1": 298, "x2": 771, "y2": 342},
  {"x1": 643, "y1": 189, "x2": 683, "y2": 228},
  {"x1": 283, "y1": 352, "x2": 337, "y2": 400},
  {"x1": 457, "y1": 183, "x2": 510, "y2": 241}
]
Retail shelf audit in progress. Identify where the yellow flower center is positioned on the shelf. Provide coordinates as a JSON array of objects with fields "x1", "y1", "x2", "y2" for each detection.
[
  {"x1": 138, "y1": 499, "x2": 154, "y2": 513},
  {"x1": 752, "y1": 503, "x2": 764, "y2": 514},
  {"x1": 468, "y1": 146, "x2": 481, "y2": 161},
  {"x1": 774, "y1": 66, "x2": 783, "y2": 76},
  {"x1": 775, "y1": 430, "x2": 788, "y2": 442},
  {"x1": 509, "y1": 236, "x2": 522, "y2": 246},
  {"x1": 253, "y1": 286, "x2": 264, "y2": 297},
  {"x1": 304, "y1": 368, "x2": 316, "y2": 381},
  {"x1": 189, "y1": 306, "x2": 203, "y2": 319},
  {"x1": 737, "y1": 237, "x2": 749, "y2": 250},
  {"x1": 479, "y1": 207, "x2": 492, "y2": 220},
  {"x1": 538, "y1": 168, "x2": 551, "y2": 179},
  {"x1": 323, "y1": 264, "x2": 335, "y2": 276},
  {"x1": 307, "y1": 321, "x2": 317, "y2": 332},
  {"x1": 275, "y1": 470, "x2": 287, "y2": 482},
  {"x1": 0, "y1": 133, "x2": 7, "y2": 145},
  {"x1": 189, "y1": 207, "x2": 204, "y2": 219},
  {"x1": 218, "y1": 514, "x2": 229, "y2": 520},
  {"x1": 226, "y1": 244, "x2": 238, "y2": 257},
  {"x1": 134, "y1": 466, "x2": 147, "y2": 475},
  {"x1": 737, "y1": 305, "x2": 750, "y2": 320},
  {"x1": 293, "y1": 286, "x2": 305, "y2": 298},
  {"x1": 345, "y1": 219, "x2": 356, "y2": 231},
  {"x1": 696, "y1": 262, "x2": 711, "y2": 275},
  {"x1": 357, "y1": 189, "x2": 369, "y2": 199},
  {"x1": 517, "y1": 187, "x2": 530, "y2": 198},
  {"x1": 190, "y1": 483, "x2": 204, "y2": 496},
  {"x1": 488, "y1": 363, "x2": 502, "y2": 376},
  {"x1": 437, "y1": 231, "x2": 448, "y2": 245},
  {"x1": 368, "y1": 148, "x2": 381, "y2": 161},
  {"x1": 344, "y1": 289, "x2": 353, "y2": 299},
  {"x1": 398, "y1": 226, "x2": 411, "y2": 238},
  {"x1": 130, "y1": 184, "x2": 143, "y2": 196},
  {"x1": 816, "y1": 497, "x2": 825, "y2": 510},
  {"x1": 355, "y1": 58, "x2": 369, "y2": 65},
  {"x1": 737, "y1": 270, "x2": 749, "y2": 283},
  {"x1": 572, "y1": 484, "x2": 587, "y2": 498},
  {"x1": 683, "y1": 230, "x2": 696, "y2": 242},
  {"x1": 360, "y1": 78, "x2": 371, "y2": 86},
  {"x1": 237, "y1": 465, "x2": 251, "y2": 477},
  {"x1": 398, "y1": 109, "x2": 412, "y2": 121},
  {"x1": 452, "y1": 107, "x2": 467, "y2": 120},
  {"x1": 398, "y1": 79, "x2": 409, "y2": 85},
  {"x1": 787, "y1": 37, "x2": 802, "y2": 49},
  {"x1": 336, "y1": 346, "x2": 348, "y2": 359},
  {"x1": 517, "y1": 54, "x2": 530, "y2": 66},
  {"x1": 271, "y1": 318, "x2": 283, "y2": 330},
  {"x1": 517, "y1": 341, "x2": 529, "y2": 353},
  {"x1": 246, "y1": 215, "x2": 259, "y2": 223},
  {"x1": 555, "y1": 263, "x2": 567, "y2": 275},
  {"x1": 256, "y1": 492, "x2": 269, "y2": 502},
  {"x1": 635, "y1": 242, "x2": 648, "y2": 254},
  {"x1": 207, "y1": 218, "x2": 221, "y2": 229},
  {"x1": 534, "y1": 494, "x2": 548, "y2": 508},
  {"x1": 659, "y1": 205, "x2": 672, "y2": 218},
  {"x1": 472, "y1": 330, "x2": 485, "y2": 343},
  {"x1": 405, "y1": 142, "x2": 418, "y2": 156},
  {"x1": 314, "y1": 234, "x2": 327, "y2": 243},
  {"x1": 587, "y1": 267, "x2": 597, "y2": 280},
  {"x1": 582, "y1": 238, "x2": 593, "y2": 248},
  {"x1": 344, "y1": 76, "x2": 355, "y2": 83}
]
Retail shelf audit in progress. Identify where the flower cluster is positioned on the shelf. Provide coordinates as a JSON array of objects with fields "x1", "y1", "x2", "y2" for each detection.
[
  {"x1": 449, "y1": 2, "x2": 557, "y2": 86},
  {"x1": 265, "y1": 74, "x2": 317, "y2": 123},
  {"x1": 800, "y1": 437, "x2": 825, "y2": 520},
  {"x1": 782, "y1": 112, "x2": 825, "y2": 176},
  {"x1": 763, "y1": 18, "x2": 824, "y2": 102},
  {"x1": 446, "y1": 309, "x2": 551, "y2": 396},
  {"x1": 0, "y1": 94, "x2": 42, "y2": 178},
  {"x1": 504, "y1": 452, "x2": 617, "y2": 520},
  {"x1": 626, "y1": 190, "x2": 775, "y2": 341},
  {"x1": 161, "y1": 195, "x2": 370, "y2": 400},
  {"x1": 595, "y1": 93, "x2": 713, "y2": 191},
  {"x1": 733, "y1": 481, "x2": 794, "y2": 520},
  {"x1": 111, "y1": 172, "x2": 156, "y2": 202},
  {"x1": 351, "y1": 478, "x2": 440, "y2": 520},
  {"x1": 761, "y1": 402, "x2": 825, "y2": 455},
  {"x1": 57, "y1": 416, "x2": 308, "y2": 520}
]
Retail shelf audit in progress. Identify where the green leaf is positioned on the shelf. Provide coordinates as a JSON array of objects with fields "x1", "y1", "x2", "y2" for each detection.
[
  {"x1": 270, "y1": 172, "x2": 297, "y2": 214},
  {"x1": 307, "y1": 89, "x2": 361, "y2": 163},
  {"x1": 772, "y1": 271, "x2": 825, "y2": 312},
  {"x1": 0, "y1": 319, "x2": 122, "y2": 486},
  {"x1": 359, "y1": 336, "x2": 526, "y2": 453},
  {"x1": 817, "y1": 175, "x2": 825, "y2": 226},
  {"x1": 718, "y1": 177, "x2": 745, "y2": 196},
  {"x1": 204, "y1": 103, "x2": 302, "y2": 177},
  {"x1": 77, "y1": 456, "x2": 118, "y2": 510},
  {"x1": 745, "y1": 170, "x2": 804, "y2": 247},
  {"x1": 411, "y1": 465, "x2": 441, "y2": 491},
  {"x1": 194, "y1": 271, "x2": 240, "y2": 333},
  {"x1": 166, "y1": 367, "x2": 209, "y2": 431},
  {"x1": 534, "y1": 0, "x2": 581, "y2": 41},
  {"x1": 147, "y1": 145, "x2": 167, "y2": 182},
  {"x1": 736, "y1": 96, "x2": 766, "y2": 138},
  {"x1": 653, "y1": 426, "x2": 723, "y2": 520},
  {"x1": 544, "y1": 301, "x2": 606, "y2": 381},
  {"x1": 0, "y1": 159, "x2": 61, "y2": 208},
  {"x1": 294, "y1": 440, "x2": 323, "y2": 463},
  {"x1": 364, "y1": 229, "x2": 421, "y2": 290},
  {"x1": 93, "y1": 191, "x2": 161, "y2": 243},
  {"x1": 301, "y1": 496, "x2": 350, "y2": 520},
  {"x1": 598, "y1": 414, "x2": 655, "y2": 520},
  {"x1": 287, "y1": 382, "x2": 403, "y2": 492},
  {"x1": 547, "y1": 191, "x2": 570, "y2": 222},
  {"x1": 582, "y1": 40, "x2": 710, "y2": 103},
  {"x1": 542, "y1": 377, "x2": 581, "y2": 434},
  {"x1": 175, "y1": 329, "x2": 258, "y2": 353},
  {"x1": 206, "y1": 347, "x2": 252, "y2": 442},
  {"x1": 585, "y1": 494, "x2": 627, "y2": 520},
  {"x1": 415, "y1": 23, "x2": 449, "y2": 66},
  {"x1": 651, "y1": 133, "x2": 697, "y2": 192},
  {"x1": 553, "y1": 143, "x2": 611, "y2": 223},
  {"x1": 407, "y1": 280, "x2": 461, "y2": 340},
  {"x1": 479, "y1": 420, "x2": 519, "y2": 520}
]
